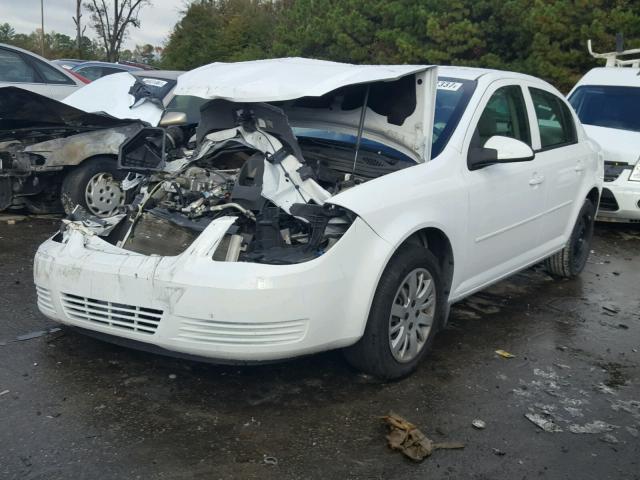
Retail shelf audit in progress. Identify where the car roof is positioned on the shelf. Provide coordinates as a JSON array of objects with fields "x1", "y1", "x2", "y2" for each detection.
[
  {"x1": 574, "y1": 67, "x2": 640, "y2": 88},
  {"x1": 437, "y1": 65, "x2": 546, "y2": 84},
  {"x1": 73, "y1": 61, "x2": 142, "y2": 70},
  {"x1": 132, "y1": 70, "x2": 183, "y2": 80}
]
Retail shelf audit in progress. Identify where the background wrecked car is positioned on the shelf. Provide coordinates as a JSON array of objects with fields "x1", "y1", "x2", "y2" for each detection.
[{"x1": 0, "y1": 70, "x2": 199, "y2": 216}]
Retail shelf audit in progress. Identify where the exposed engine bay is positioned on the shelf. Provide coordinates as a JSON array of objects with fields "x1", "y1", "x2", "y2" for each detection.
[{"x1": 60, "y1": 97, "x2": 416, "y2": 264}]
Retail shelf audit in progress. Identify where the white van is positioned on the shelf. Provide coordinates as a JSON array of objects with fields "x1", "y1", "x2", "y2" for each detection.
[{"x1": 568, "y1": 42, "x2": 640, "y2": 222}]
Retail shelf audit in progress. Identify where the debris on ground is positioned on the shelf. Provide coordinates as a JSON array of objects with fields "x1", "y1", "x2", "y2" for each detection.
[
  {"x1": 594, "y1": 383, "x2": 616, "y2": 395},
  {"x1": 263, "y1": 455, "x2": 278, "y2": 465},
  {"x1": 382, "y1": 413, "x2": 464, "y2": 462},
  {"x1": 524, "y1": 413, "x2": 563, "y2": 432},
  {"x1": 492, "y1": 448, "x2": 506, "y2": 456},
  {"x1": 495, "y1": 350, "x2": 515, "y2": 359},
  {"x1": 472, "y1": 419, "x2": 486, "y2": 430},
  {"x1": 599, "y1": 434, "x2": 619, "y2": 444},
  {"x1": 11, "y1": 327, "x2": 62, "y2": 343},
  {"x1": 568, "y1": 420, "x2": 618, "y2": 434},
  {"x1": 0, "y1": 390, "x2": 9, "y2": 396}
]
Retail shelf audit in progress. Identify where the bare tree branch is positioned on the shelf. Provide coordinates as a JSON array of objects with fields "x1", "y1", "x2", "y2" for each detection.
[{"x1": 85, "y1": 0, "x2": 149, "y2": 61}]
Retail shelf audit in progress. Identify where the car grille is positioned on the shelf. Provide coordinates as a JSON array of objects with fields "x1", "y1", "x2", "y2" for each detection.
[
  {"x1": 36, "y1": 286, "x2": 56, "y2": 316},
  {"x1": 61, "y1": 293, "x2": 163, "y2": 335},
  {"x1": 604, "y1": 161, "x2": 628, "y2": 182},
  {"x1": 599, "y1": 188, "x2": 619, "y2": 212},
  {"x1": 176, "y1": 318, "x2": 308, "y2": 346}
]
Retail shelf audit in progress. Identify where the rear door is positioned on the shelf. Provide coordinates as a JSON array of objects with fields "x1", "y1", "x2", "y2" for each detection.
[
  {"x1": 524, "y1": 85, "x2": 586, "y2": 247},
  {"x1": 460, "y1": 81, "x2": 546, "y2": 292}
]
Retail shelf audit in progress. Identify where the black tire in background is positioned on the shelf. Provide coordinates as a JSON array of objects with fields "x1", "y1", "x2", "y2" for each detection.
[
  {"x1": 545, "y1": 198, "x2": 596, "y2": 278},
  {"x1": 343, "y1": 246, "x2": 447, "y2": 380},
  {"x1": 60, "y1": 156, "x2": 129, "y2": 217}
]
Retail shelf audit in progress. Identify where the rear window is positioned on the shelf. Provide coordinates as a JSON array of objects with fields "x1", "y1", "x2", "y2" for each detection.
[
  {"x1": 569, "y1": 85, "x2": 640, "y2": 132},
  {"x1": 32, "y1": 59, "x2": 74, "y2": 85}
]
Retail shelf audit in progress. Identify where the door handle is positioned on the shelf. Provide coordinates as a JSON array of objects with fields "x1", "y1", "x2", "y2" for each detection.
[
  {"x1": 575, "y1": 161, "x2": 585, "y2": 173},
  {"x1": 529, "y1": 174, "x2": 545, "y2": 186}
]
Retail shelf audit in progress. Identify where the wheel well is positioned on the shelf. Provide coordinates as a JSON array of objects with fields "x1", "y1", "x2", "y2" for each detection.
[
  {"x1": 586, "y1": 187, "x2": 599, "y2": 209},
  {"x1": 400, "y1": 228, "x2": 454, "y2": 298}
]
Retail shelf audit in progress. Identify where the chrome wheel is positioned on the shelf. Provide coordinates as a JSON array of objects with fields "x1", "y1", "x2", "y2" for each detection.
[
  {"x1": 84, "y1": 172, "x2": 124, "y2": 217},
  {"x1": 389, "y1": 268, "x2": 436, "y2": 363}
]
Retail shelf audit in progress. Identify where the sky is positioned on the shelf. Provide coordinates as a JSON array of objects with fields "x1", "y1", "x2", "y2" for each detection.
[{"x1": 1, "y1": 0, "x2": 185, "y2": 49}]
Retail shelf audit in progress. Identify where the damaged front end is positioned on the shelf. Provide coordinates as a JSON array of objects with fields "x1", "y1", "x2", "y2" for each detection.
[
  {"x1": 0, "y1": 87, "x2": 146, "y2": 213},
  {"x1": 55, "y1": 62, "x2": 436, "y2": 265},
  {"x1": 59, "y1": 100, "x2": 358, "y2": 264}
]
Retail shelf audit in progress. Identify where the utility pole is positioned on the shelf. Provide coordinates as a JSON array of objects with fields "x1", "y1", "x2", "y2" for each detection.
[{"x1": 40, "y1": 0, "x2": 45, "y2": 56}]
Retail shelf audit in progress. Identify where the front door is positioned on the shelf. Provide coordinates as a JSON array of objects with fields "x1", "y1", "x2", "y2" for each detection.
[{"x1": 459, "y1": 82, "x2": 546, "y2": 294}]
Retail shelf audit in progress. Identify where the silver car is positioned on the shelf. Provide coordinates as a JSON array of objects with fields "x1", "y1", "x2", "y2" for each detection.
[{"x1": 0, "y1": 43, "x2": 86, "y2": 100}]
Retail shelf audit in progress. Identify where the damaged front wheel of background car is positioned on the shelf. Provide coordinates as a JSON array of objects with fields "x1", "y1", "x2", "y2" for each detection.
[{"x1": 60, "y1": 156, "x2": 130, "y2": 217}]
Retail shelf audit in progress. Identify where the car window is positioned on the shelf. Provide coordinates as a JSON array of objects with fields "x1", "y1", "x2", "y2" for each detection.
[
  {"x1": 0, "y1": 49, "x2": 37, "y2": 83},
  {"x1": 569, "y1": 85, "x2": 640, "y2": 132},
  {"x1": 75, "y1": 66, "x2": 103, "y2": 81},
  {"x1": 432, "y1": 78, "x2": 476, "y2": 158},
  {"x1": 529, "y1": 87, "x2": 577, "y2": 149},
  {"x1": 32, "y1": 59, "x2": 74, "y2": 85},
  {"x1": 101, "y1": 66, "x2": 127, "y2": 77},
  {"x1": 475, "y1": 85, "x2": 531, "y2": 146}
]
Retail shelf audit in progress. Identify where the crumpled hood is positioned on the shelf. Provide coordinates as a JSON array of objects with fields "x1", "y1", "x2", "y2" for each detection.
[
  {"x1": 0, "y1": 86, "x2": 133, "y2": 138},
  {"x1": 175, "y1": 57, "x2": 437, "y2": 162},
  {"x1": 63, "y1": 72, "x2": 170, "y2": 126},
  {"x1": 583, "y1": 124, "x2": 640, "y2": 165}
]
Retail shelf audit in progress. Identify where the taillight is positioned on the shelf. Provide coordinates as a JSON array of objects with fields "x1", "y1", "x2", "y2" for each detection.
[{"x1": 69, "y1": 70, "x2": 91, "y2": 84}]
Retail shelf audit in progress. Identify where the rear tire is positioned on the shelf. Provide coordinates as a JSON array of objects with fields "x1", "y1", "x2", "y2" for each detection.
[
  {"x1": 60, "y1": 157, "x2": 128, "y2": 217},
  {"x1": 343, "y1": 246, "x2": 447, "y2": 380},
  {"x1": 545, "y1": 198, "x2": 595, "y2": 278}
]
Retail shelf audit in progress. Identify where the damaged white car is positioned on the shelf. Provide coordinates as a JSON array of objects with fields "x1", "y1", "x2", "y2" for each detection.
[{"x1": 35, "y1": 58, "x2": 602, "y2": 379}]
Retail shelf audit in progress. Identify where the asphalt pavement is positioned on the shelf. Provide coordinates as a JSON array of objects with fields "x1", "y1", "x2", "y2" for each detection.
[{"x1": 1, "y1": 217, "x2": 638, "y2": 479}]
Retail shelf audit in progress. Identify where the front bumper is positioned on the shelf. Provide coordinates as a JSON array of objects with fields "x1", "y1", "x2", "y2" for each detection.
[
  {"x1": 34, "y1": 217, "x2": 389, "y2": 362},
  {"x1": 597, "y1": 170, "x2": 640, "y2": 222}
]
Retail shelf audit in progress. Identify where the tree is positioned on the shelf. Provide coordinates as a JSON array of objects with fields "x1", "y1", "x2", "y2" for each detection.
[
  {"x1": 85, "y1": 0, "x2": 151, "y2": 62},
  {"x1": 72, "y1": 0, "x2": 87, "y2": 57},
  {"x1": 161, "y1": 0, "x2": 278, "y2": 70},
  {"x1": 0, "y1": 23, "x2": 16, "y2": 43}
]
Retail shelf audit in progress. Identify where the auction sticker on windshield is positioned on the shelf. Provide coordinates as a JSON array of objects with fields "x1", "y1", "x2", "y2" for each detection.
[{"x1": 437, "y1": 81, "x2": 463, "y2": 91}]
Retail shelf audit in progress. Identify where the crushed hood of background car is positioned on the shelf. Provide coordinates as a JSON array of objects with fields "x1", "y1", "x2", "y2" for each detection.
[{"x1": 63, "y1": 72, "x2": 174, "y2": 126}]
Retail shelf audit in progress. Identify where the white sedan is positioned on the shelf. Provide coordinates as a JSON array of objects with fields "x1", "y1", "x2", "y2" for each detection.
[
  {"x1": 0, "y1": 43, "x2": 87, "y2": 99},
  {"x1": 34, "y1": 59, "x2": 602, "y2": 379}
]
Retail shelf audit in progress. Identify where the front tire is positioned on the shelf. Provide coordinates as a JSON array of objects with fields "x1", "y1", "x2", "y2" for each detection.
[
  {"x1": 60, "y1": 157, "x2": 128, "y2": 217},
  {"x1": 545, "y1": 198, "x2": 595, "y2": 278},
  {"x1": 343, "y1": 246, "x2": 447, "y2": 380}
]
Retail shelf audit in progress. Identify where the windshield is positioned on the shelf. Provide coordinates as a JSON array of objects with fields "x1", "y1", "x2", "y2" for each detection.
[
  {"x1": 432, "y1": 77, "x2": 476, "y2": 158},
  {"x1": 569, "y1": 85, "x2": 640, "y2": 132},
  {"x1": 292, "y1": 77, "x2": 476, "y2": 161}
]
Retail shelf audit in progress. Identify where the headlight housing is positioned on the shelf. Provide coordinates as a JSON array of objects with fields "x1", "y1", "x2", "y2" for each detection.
[{"x1": 629, "y1": 158, "x2": 640, "y2": 182}]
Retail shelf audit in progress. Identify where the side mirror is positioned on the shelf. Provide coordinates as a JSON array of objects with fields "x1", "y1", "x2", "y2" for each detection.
[
  {"x1": 468, "y1": 135, "x2": 535, "y2": 170},
  {"x1": 159, "y1": 111, "x2": 187, "y2": 127}
]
